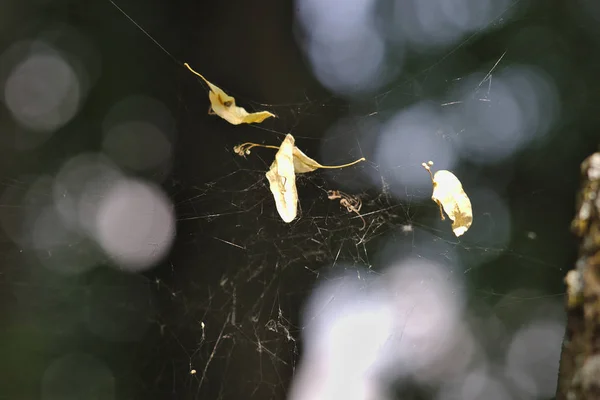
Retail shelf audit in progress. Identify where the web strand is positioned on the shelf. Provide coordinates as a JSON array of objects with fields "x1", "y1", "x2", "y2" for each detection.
[{"x1": 107, "y1": 0, "x2": 182, "y2": 67}]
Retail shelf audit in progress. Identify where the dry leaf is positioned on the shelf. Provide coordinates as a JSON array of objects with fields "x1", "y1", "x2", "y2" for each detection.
[
  {"x1": 292, "y1": 147, "x2": 330, "y2": 173},
  {"x1": 293, "y1": 147, "x2": 366, "y2": 173},
  {"x1": 234, "y1": 136, "x2": 366, "y2": 173},
  {"x1": 291, "y1": 147, "x2": 324, "y2": 173},
  {"x1": 265, "y1": 134, "x2": 298, "y2": 223},
  {"x1": 184, "y1": 63, "x2": 276, "y2": 125},
  {"x1": 422, "y1": 161, "x2": 472, "y2": 237},
  {"x1": 234, "y1": 134, "x2": 366, "y2": 223}
]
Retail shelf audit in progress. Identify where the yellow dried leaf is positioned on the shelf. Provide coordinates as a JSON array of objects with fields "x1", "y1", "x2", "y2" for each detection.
[
  {"x1": 265, "y1": 134, "x2": 298, "y2": 223},
  {"x1": 184, "y1": 63, "x2": 276, "y2": 125},
  {"x1": 294, "y1": 147, "x2": 364, "y2": 172},
  {"x1": 422, "y1": 161, "x2": 472, "y2": 237},
  {"x1": 234, "y1": 137, "x2": 366, "y2": 173},
  {"x1": 291, "y1": 147, "x2": 323, "y2": 173}
]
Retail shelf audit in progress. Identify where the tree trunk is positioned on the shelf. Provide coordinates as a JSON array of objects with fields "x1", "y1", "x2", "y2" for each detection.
[{"x1": 557, "y1": 152, "x2": 600, "y2": 399}]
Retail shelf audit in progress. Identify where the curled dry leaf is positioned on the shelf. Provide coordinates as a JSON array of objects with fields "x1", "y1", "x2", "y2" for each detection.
[
  {"x1": 184, "y1": 63, "x2": 276, "y2": 125},
  {"x1": 265, "y1": 134, "x2": 298, "y2": 223},
  {"x1": 234, "y1": 142, "x2": 279, "y2": 158},
  {"x1": 327, "y1": 190, "x2": 366, "y2": 230},
  {"x1": 234, "y1": 136, "x2": 366, "y2": 173},
  {"x1": 292, "y1": 147, "x2": 364, "y2": 173},
  {"x1": 422, "y1": 161, "x2": 472, "y2": 237}
]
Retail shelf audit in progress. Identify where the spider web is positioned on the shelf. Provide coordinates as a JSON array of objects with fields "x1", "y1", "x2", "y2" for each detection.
[
  {"x1": 157, "y1": 148, "x2": 565, "y2": 400},
  {"x1": 0, "y1": 0, "x2": 578, "y2": 399},
  {"x1": 148, "y1": 49, "x2": 566, "y2": 400}
]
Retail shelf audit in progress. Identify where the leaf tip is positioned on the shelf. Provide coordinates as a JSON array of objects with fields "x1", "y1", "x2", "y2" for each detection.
[{"x1": 453, "y1": 226, "x2": 468, "y2": 237}]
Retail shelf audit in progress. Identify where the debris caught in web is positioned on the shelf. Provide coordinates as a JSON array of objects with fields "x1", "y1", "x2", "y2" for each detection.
[
  {"x1": 184, "y1": 63, "x2": 276, "y2": 125},
  {"x1": 237, "y1": 134, "x2": 366, "y2": 223},
  {"x1": 291, "y1": 146, "x2": 365, "y2": 173},
  {"x1": 422, "y1": 160, "x2": 473, "y2": 237},
  {"x1": 234, "y1": 136, "x2": 365, "y2": 174},
  {"x1": 327, "y1": 190, "x2": 366, "y2": 230}
]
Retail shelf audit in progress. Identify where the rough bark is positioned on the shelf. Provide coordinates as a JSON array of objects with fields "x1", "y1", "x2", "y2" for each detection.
[{"x1": 557, "y1": 152, "x2": 600, "y2": 399}]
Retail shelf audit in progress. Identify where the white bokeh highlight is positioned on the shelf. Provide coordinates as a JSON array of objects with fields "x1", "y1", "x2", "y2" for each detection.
[
  {"x1": 445, "y1": 65, "x2": 560, "y2": 164},
  {"x1": 0, "y1": 173, "x2": 105, "y2": 276},
  {"x1": 295, "y1": 0, "x2": 391, "y2": 95},
  {"x1": 290, "y1": 257, "x2": 467, "y2": 400},
  {"x1": 4, "y1": 49, "x2": 80, "y2": 132},
  {"x1": 374, "y1": 103, "x2": 458, "y2": 200},
  {"x1": 94, "y1": 178, "x2": 174, "y2": 271},
  {"x1": 0, "y1": 28, "x2": 98, "y2": 149},
  {"x1": 505, "y1": 320, "x2": 563, "y2": 398},
  {"x1": 457, "y1": 372, "x2": 512, "y2": 400},
  {"x1": 54, "y1": 153, "x2": 123, "y2": 231},
  {"x1": 295, "y1": 0, "x2": 514, "y2": 94},
  {"x1": 289, "y1": 270, "x2": 393, "y2": 400},
  {"x1": 52, "y1": 153, "x2": 175, "y2": 272},
  {"x1": 291, "y1": 247, "x2": 563, "y2": 399},
  {"x1": 389, "y1": 0, "x2": 510, "y2": 50}
]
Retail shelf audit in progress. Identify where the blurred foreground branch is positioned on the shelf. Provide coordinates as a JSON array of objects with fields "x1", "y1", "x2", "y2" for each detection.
[{"x1": 557, "y1": 152, "x2": 600, "y2": 399}]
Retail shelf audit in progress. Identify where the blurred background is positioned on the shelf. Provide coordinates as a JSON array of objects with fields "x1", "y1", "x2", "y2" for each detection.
[{"x1": 0, "y1": 0, "x2": 599, "y2": 399}]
